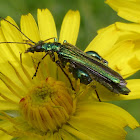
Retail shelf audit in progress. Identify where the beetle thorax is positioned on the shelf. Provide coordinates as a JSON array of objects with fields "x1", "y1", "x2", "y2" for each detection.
[{"x1": 42, "y1": 42, "x2": 60, "y2": 52}]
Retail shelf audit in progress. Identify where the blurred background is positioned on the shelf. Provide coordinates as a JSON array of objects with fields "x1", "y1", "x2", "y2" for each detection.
[{"x1": 0, "y1": 0, "x2": 140, "y2": 139}]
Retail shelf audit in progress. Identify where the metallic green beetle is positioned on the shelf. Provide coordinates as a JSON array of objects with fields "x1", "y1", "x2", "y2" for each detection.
[{"x1": 25, "y1": 38, "x2": 130, "y2": 95}]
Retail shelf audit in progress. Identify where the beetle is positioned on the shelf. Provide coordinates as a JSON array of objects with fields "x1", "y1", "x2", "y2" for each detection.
[
  {"x1": 25, "y1": 38, "x2": 130, "y2": 95},
  {"x1": 0, "y1": 17, "x2": 130, "y2": 101}
]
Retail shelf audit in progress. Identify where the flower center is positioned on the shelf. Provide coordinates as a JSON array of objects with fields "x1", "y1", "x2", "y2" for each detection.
[{"x1": 19, "y1": 77, "x2": 74, "y2": 133}]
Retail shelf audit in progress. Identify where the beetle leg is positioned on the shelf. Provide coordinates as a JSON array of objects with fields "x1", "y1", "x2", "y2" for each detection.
[
  {"x1": 55, "y1": 60, "x2": 75, "y2": 91},
  {"x1": 87, "y1": 73, "x2": 101, "y2": 102},
  {"x1": 32, "y1": 53, "x2": 48, "y2": 79},
  {"x1": 95, "y1": 89, "x2": 101, "y2": 102},
  {"x1": 88, "y1": 82, "x2": 101, "y2": 102}
]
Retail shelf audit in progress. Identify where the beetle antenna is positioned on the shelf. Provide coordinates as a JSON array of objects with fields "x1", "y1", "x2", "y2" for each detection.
[
  {"x1": 0, "y1": 41, "x2": 33, "y2": 46},
  {"x1": 0, "y1": 17, "x2": 36, "y2": 44},
  {"x1": 43, "y1": 37, "x2": 57, "y2": 43}
]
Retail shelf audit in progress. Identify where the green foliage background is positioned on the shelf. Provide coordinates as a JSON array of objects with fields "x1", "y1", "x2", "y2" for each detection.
[{"x1": 0, "y1": 0, "x2": 140, "y2": 139}]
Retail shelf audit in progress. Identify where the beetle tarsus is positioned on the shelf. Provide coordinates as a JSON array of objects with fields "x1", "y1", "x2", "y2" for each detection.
[
  {"x1": 95, "y1": 89, "x2": 101, "y2": 102},
  {"x1": 32, "y1": 74, "x2": 36, "y2": 79}
]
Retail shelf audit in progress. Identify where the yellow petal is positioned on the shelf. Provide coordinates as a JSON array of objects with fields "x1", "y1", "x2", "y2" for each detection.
[
  {"x1": 37, "y1": 9, "x2": 57, "y2": 41},
  {"x1": 16, "y1": 137, "x2": 39, "y2": 140},
  {"x1": 53, "y1": 132, "x2": 62, "y2": 140},
  {"x1": 0, "y1": 121, "x2": 13, "y2": 140},
  {"x1": 20, "y1": 13, "x2": 40, "y2": 43},
  {"x1": 116, "y1": 22, "x2": 140, "y2": 33},
  {"x1": 45, "y1": 132, "x2": 54, "y2": 140},
  {"x1": 0, "y1": 75, "x2": 21, "y2": 103},
  {"x1": 106, "y1": 0, "x2": 140, "y2": 23},
  {"x1": 114, "y1": 22, "x2": 140, "y2": 43},
  {"x1": 59, "y1": 10, "x2": 80, "y2": 45},
  {"x1": 1, "y1": 17, "x2": 23, "y2": 43},
  {"x1": 0, "y1": 58, "x2": 36, "y2": 103},
  {"x1": 62, "y1": 125, "x2": 92, "y2": 140},
  {"x1": 125, "y1": 79, "x2": 140, "y2": 100},
  {"x1": 0, "y1": 27, "x2": 15, "y2": 62},
  {"x1": 85, "y1": 24, "x2": 120, "y2": 57},
  {"x1": 1, "y1": 17, "x2": 25, "y2": 62},
  {"x1": 68, "y1": 102, "x2": 139, "y2": 140},
  {"x1": 115, "y1": 22, "x2": 140, "y2": 61},
  {"x1": 0, "y1": 132, "x2": 12, "y2": 140},
  {"x1": 59, "y1": 129, "x2": 78, "y2": 140},
  {"x1": 105, "y1": 40, "x2": 140, "y2": 78},
  {"x1": 0, "y1": 100, "x2": 18, "y2": 110}
]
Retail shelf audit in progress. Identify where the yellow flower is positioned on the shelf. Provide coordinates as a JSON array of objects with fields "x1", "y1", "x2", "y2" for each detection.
[
  {"x1": 0, "y1": 9, "x2": 139, "y2": 140},
  {"x1": 90, "y1": 0, "x2": 140, "y2": 101}
]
